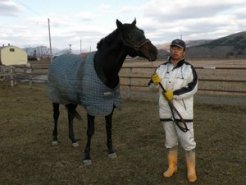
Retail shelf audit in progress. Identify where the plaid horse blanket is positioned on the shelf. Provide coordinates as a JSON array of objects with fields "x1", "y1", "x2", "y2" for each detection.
[{"x1": 48, "y1": 52, "x2": 121, "y2": 116}]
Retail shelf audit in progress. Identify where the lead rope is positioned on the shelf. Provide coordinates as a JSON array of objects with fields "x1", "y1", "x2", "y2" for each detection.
[
  {"x1": 149, "y1": 62, "x2": 188, "y2": 132},
  {"x1": 159, "y1": 82, "x2": 189, "y2": 132}
]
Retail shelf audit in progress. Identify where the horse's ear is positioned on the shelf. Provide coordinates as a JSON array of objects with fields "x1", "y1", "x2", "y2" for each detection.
[
  {"x1": 116, "y1": 19, "x2": 123, "y2": 29},
  {"x1": 132, "y1": 18, "x2": 136, "y2": 26}
]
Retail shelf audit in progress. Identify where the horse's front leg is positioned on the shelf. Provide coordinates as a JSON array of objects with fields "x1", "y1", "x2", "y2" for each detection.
[
  {"x1": 52, "y1": 103, "x2": 59, "y2": 145},
  {"x1": 105, "y1": 110, "x2": 117, "y2": 159},
  {"x1": 66, "y1": 104, "x2": 79, "y2": 147},
  {"x1": 83, "y1": 114, "x2": 95, "y2": 165}
]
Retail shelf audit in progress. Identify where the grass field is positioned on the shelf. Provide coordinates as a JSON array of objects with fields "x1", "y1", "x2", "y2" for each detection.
[{"x1": 0, "y1": 84, "x2": 245, "y2": 185}]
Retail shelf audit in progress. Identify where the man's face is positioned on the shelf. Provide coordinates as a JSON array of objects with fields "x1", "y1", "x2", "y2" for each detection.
[{"x1": 170, "y1": 46, "x2": 185, "y2": 61}]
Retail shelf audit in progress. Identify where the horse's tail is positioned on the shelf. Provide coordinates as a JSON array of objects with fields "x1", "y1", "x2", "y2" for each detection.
[{"x1": 66, "y1": 105, "x2": 83, "y2": 121}]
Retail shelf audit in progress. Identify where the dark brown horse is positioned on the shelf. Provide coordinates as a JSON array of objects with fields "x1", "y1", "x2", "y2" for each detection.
[{"x1": 48, "y1": 19, "x2": 157, "y2": 165}]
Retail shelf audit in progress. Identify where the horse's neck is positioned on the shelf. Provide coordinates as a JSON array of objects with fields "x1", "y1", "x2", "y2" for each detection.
[{"x1": 94, "y1": 48, "x2": 127, "y2": 89}]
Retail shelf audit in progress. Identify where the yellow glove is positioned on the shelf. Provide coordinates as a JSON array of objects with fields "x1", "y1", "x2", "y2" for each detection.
[
  {"x1": 151, "y1": 73, "x2": 161, "y2": 85},
  {"x1": 163, "y1": 90, "x2": 173, "y2": 101}
]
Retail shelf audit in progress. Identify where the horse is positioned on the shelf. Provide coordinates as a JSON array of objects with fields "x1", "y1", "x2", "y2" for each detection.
[{"x1": 48, "y1": 19, "x2": 157, "y2": 165}]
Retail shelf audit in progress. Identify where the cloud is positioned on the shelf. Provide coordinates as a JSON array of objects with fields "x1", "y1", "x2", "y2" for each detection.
[
  {"x1": 1, "y1": 0, "x2": 245, "y2": 51},
  {"x1": 76, "y1": 12, "x2": 95, "y2": 22},
  {"x1": 0, "y1": 0, "x2": 22, "y2": 16},
  {"x1": 143, "y1": 0, "x2": 246, "y2": 20},
  {"x1": 139, "y1": 0, "x2": 246, "y2": 44}
]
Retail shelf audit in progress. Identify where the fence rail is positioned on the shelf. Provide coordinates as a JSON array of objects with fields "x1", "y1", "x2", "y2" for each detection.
[
  {"x1": 0, "y1": 64, "x2": 49, "y2": 87},
  {"x1": 120, "y1": 65, "x2": 246, "y2": 95},
  {"x1": 1, "y1": 64, "x2": 246, "y2": 95}
]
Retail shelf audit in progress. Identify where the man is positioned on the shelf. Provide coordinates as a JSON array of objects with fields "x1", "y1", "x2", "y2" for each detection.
[{"x1": 150, "y1": 39, "x2": 198, "y2": 182}]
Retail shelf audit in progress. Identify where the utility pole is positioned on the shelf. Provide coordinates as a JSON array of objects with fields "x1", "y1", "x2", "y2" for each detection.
[
  {"x1": 80, "y1": 38, "x2": 82, "y2": 53},
  {"x1": 48, "y1": 18, "x2": 53, "y2": 59}
]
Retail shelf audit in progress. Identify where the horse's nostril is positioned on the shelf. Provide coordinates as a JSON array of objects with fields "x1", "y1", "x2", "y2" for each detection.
[{"x1": 150, "y1": 52, "x2": 157, "y2": 61}]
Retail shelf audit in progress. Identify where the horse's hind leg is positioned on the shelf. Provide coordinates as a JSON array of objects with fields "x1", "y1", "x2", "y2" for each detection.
[
  {"x1": 52, "y1": 103, "x2": 60, "y2": 145},
  {"x1": 105, "y1": 110, "x2": 117, "y2": 159},
  {"x1": 66, "y1": 104, "x2": 79, "y2": 147},
  {"x1": 83, "y1": 114, "x2": 95, "y2": 165}
]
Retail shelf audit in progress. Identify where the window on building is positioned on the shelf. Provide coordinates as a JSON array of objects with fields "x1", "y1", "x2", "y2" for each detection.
[{"x1": 10, "y1": 48, "x2": 15, "y2": 52}]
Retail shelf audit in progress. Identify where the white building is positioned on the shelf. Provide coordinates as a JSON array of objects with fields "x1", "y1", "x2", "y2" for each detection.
[{"x1": 0, "y1": 45, "x2": 28, "y2": 66}]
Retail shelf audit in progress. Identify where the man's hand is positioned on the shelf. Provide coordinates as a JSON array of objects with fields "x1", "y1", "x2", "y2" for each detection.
[
  {"x1": 151, "y1": 73, "x2": 161, "y2": 85},
  {"x1": 163, "y1": 90, "x2": 173, "y2": 101}
]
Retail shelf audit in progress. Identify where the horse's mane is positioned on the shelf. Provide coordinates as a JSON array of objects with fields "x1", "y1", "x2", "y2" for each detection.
[{"x1": 96, "y1": 29, "x2": 119, "y2": 51}]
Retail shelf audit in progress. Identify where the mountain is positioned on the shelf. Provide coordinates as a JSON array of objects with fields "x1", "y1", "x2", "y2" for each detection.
[
  {"x1": 24, "y1": 46, "x2": 60, "y2": 58},
  {"x1": 156, "y1": 43, "x2": 170, "y2": 51},
  {"x1": 186, "y1": 31, "x2": 246, "y2": 59},
  {"x1": 156, "y1": 31, "x2": 246, "y2": 59},
  {"x1": 157, "y1": 49, "x2": 169, "y2": 59},
  {"x1": 186, "y1": 40, "x2": 212, "y2": 47},
  {"x1": 156, "y1": 40, "x2": 211, "y2": 51},
  {"x1": 22, "y1": 31, "x2": 246, "y2": 60},
  {"x1": 203, "y1": 31, "x2": 246, "y2": 48}
]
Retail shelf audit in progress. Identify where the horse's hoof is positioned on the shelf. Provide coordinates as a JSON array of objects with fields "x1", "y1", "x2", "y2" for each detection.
[
  {"x1": 83, "y1": 159, "x2": 92, "y2": 166},
  {"x1": 108, "y1": 152, "x2": 117, "y2": 159},
  {"x1": 72, "y1": 142, "x2": 79, "y2": 147},
  {"x1": 51, "y1": 141, "x2": 58, "y2": 145}
]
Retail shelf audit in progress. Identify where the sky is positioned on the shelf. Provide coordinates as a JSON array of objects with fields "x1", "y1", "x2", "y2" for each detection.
[{"x1": 1, "y1": 0, "x2": 246, "y2": 52}]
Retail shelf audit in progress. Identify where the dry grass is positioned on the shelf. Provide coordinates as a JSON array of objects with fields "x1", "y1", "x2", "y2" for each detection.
[{"x1": 0, "y1": 84, "x2": 245, "y2": 185}]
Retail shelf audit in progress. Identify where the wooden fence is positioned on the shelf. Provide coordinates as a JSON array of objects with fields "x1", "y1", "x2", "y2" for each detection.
[
  {"x1": 0, "y1": 63, "x2": 48, "y2": 87},
  {"x1": 119, "y1": 66, "x2": 246, "y2": 96},
  {"x1": 1, "y1": 63, "x2": 246, "y2": 96}
]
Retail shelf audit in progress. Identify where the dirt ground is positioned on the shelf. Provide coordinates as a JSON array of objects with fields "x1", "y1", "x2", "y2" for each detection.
[{"x1": 0, "y1": 84, "x2": 245, "y2": 185}]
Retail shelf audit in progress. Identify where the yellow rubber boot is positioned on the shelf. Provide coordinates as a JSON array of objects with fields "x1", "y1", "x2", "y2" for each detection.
[
  {"x1": 186, "y1": 150, "x2": 197, "y2": 183},
  {"x1": 163, "y1": 148, "x2": 178, "y2": 177}
]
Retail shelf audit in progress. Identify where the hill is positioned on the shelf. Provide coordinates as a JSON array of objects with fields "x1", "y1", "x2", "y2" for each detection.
[
  {"x1": 22, "y1": 31, "x2": 246, "y2": 60},
  {"x1": 156, "y1": 31, "x2": 246, "y2": 59},
  {"x1": 156, "y1": 40, "x2": 211, "y2": 52},
  {"x1": 186, "y1": 31, "x2": 246, "y2": 59}
]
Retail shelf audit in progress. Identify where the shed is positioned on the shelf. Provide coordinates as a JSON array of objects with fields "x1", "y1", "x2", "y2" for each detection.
[{"x1": 0, "y1": 45, "x2": 28, "y2": 66}]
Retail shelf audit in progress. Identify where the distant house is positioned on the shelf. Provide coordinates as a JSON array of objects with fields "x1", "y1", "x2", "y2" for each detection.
[{"x1": 0, "y1": 45, "x2": 28, "y2": 66}]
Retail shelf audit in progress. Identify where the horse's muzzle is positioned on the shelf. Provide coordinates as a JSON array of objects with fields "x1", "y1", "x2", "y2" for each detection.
[{"x1": 146, "y1": 43, "x2": 158, "y2": 61}]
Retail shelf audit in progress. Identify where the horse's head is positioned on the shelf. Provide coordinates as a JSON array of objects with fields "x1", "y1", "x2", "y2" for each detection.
[{"x1": 116, "y1": 19, "x2": 157, "y2": 61}]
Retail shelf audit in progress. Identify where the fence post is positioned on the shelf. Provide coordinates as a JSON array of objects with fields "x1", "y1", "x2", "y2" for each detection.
[
  {"x1": 29, "y1": 67, "x2": 33, "y2": 88},
  {"x1": 127, "y1": 67, "x2": 132, "y2": 98},
  {"x1": 0, "y1": 66, "x2": 5, "y2": 81},
  {"x1": 10, "y1": 67, "x2": 15, "y2": 87}
]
